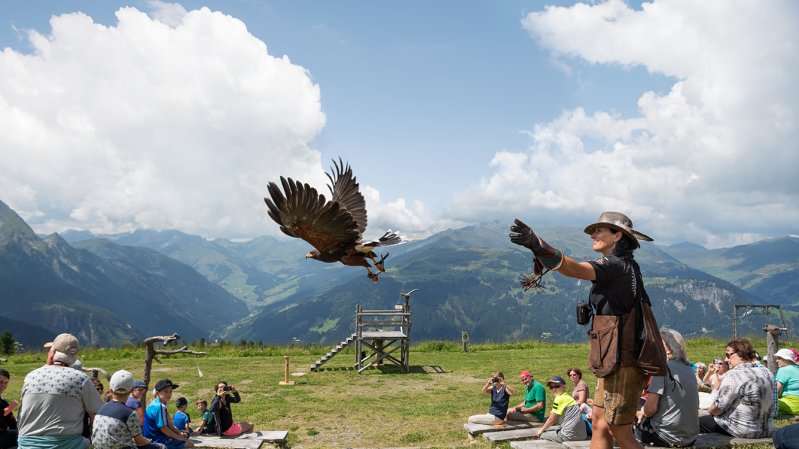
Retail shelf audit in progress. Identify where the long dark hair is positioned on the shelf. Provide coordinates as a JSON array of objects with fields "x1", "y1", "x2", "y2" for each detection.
[{"x1": 610, "y1": 231, "x2": 636, "y2": 259}]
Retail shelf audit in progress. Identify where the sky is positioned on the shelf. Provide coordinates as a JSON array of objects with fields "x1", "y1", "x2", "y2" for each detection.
[{"x1": 0, "y1": 0, "x2": 797, "y2": 248}]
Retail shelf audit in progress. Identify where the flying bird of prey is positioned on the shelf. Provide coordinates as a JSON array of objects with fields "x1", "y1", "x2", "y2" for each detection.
[{"x1": 264, "y1": 159, "x2": 402, "y2": 282}]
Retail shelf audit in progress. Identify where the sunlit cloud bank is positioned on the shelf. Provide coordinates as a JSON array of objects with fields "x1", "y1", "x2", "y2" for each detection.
[
  {"x1": 0, "y1": 5, "x2": 330, "y2": 239},
  {"x1": 453, "y1": 0, "x2": 799, "y2": 247}
]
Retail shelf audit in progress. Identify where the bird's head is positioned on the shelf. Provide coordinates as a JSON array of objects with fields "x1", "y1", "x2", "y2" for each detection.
[{"x1": 306, "y1": 250, "x2": 321, "y2": 260}]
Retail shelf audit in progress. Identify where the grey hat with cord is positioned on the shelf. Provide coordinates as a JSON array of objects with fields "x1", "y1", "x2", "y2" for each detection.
[{"x1": 583, "y1": 211, "x2": 653, "y2": 248}]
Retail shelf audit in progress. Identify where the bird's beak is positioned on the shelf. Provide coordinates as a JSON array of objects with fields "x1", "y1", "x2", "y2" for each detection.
[{"x1": 305, "y1": 252, "x2": 313, "y2": 259}]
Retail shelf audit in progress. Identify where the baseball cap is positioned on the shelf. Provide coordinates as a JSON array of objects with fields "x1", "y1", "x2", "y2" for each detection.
[
  {"x1": 546, "y1": 375, "x2": 566, "y2": 387},
  {"x1": 154, "y1": 379, "x2": 179, "y2": 391},
  {"x1": 133, "y1": 380, "x2": 146, "y2": 389},
  {"x1": 47, "y1": 333, "x2": 80, "y2": 355},
  {"x1": 519, "y1": 370, "x2": 532, "y2": 379},
  {"x1": 110, "y1": 370, "x2": 135, "y2": 394}
]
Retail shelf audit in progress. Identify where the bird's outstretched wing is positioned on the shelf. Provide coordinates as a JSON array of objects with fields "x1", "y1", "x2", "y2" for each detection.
[
  {"x1": 326, "y1": 158, "x2": 367, "y2": 236},
  {"x1": 264, "y1": 176, "x2": 360, "y2": 254}
]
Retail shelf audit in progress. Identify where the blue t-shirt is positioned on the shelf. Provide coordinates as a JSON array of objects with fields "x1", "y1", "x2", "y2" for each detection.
[
  {"x1": 125, "y1": 397, "x2": 141, "y2": 411},
  {"x1": 143, "y1": 397, "x2": 171, "y2": 443},
  {"x1": 488, "y1": 385, "x2": 511, "y2": 419},
  {"x1": 173, "y1": 410, "x2": 190, "y2": 432}
]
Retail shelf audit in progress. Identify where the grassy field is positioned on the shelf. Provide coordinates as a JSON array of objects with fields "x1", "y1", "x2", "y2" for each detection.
[{"x1": 1, "y1": 337, "x2": 793, "y2": 448}]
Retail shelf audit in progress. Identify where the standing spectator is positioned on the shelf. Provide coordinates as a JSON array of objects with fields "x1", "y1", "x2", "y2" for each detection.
[
  {"x1": 506, "y1": 370, "x2": 545, "y2": 422},
  {"x1": 699, "y1": 339, "x2": 774, "y2": 438},
  {"x1": 0, "y1": 369, "x2": 18, "y2": 449},
  {"x1": 210, "y1": 381, "x2": 254, "y2": 436},
  {"x1": 510, "y1": 211, "x2": 654, "y2": 449},
  {"x1": 635, "y1": 328, "x2": 699, "y2": 447},
  {"x1": 17, "y1": 333, "x2": 104, "y2": 449},
  {"x1": 535, "y1": 376, "x2": 588, "y2": 442},
  {"x1": 143, "y1": 379, "x2": 194, "y2": 449},
  {"x1": 126, "y1": 380, "x2": 147, "y2": 423},
  {"x1": 775, "y1": 348, "x2": 799, "y2": 415},
  {"x1": 92, "y1": 370, "x2": 165, "y2": 449}
]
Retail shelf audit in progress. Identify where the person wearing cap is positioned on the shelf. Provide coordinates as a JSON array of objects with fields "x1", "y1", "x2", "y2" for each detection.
[
  {"x1": 0, "y1": 369, "x2": 18, "y2": 449},
  {"x1": 535, "y1": 376, "x2": 588, "y2": 442},
  {"x1": 17, "y1": 333, "x2": 104, "y2": 449},
  {"x1": 775, "y1": 348, "x2": 799, "y2": 415},
  {"x1": 634, "y1": 328, "x2": 699, "y2": 447},
  {"x1": 143, "y1": 380, "x2": 194, "y2": 449},
  {"x1": 172, "y1": 398, "x2": 192, "y2": 434},
  {"x1": 699, "y1": 338, "x2": 774, "y2": 438},
  {"x1": 91, "y1": 370, "x2": 166, "y2": 449},
  {"x1": 510, "y1": 212, "x2": 654, "y2": 449},
  {"x1": 506, "y1": 370, "x2": 545, "y2": 423},
  {"x1": 126, "y1": 380, "x2": 147, "y2": 423},
  {"x1": 467, "y1": 372, "x2": 515, "y2": 426}
]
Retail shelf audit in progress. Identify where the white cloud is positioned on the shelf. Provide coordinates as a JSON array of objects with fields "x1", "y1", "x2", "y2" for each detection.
[
  {"x1": 454, "y1": 0, "x2": 799, "y2": 247},
  {"x1": 0, "y1": 6, "x2": 330, "y2": 238}
]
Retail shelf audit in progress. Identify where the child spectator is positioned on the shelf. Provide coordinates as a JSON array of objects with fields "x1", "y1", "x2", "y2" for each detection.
[
  {"x1": 143, "y1": 379, "x2": 194, "y2": 449},
  {"x1": 92, "y1": 370, "x2": 166, "y2": 449},
  {"x1": 195, "y1": 400, "x2": 216, "y2": 435},
  {"x1": 0, "y1": 369, "x2": 18, "y2": 449},
  {"x1": 535, "y1": 376, "x2": 588, "y2": 442},
  {"x1": 172, "y1": 398, "x2": 191, "y2": 434},
  {"x1": 126, "y1": 380, "x2": 147, "y2": 423}
]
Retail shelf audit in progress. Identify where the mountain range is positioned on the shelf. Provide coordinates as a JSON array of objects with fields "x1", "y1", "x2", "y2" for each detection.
[{"x1": 2, "y1": 199, "x2": 797, "y2": 347}]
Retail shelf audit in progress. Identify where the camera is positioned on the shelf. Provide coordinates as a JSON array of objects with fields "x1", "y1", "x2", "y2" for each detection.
[
  {"x1": 576, "y1": 301, "x2": 593, "y2": 326},
  {"x1": 490, "y1": 377, "x2": 501, "y2": 383},
  {"x1": 223, "y1": 386, "x2": 233, "y2": 391}
]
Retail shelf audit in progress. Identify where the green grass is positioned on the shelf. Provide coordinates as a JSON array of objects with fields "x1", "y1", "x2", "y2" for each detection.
[{"x1": 1, "y1": 338, "x2": 794, "y2": 448}]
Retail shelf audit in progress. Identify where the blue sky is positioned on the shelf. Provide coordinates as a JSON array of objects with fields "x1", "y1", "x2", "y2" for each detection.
[{"x1": 0, "y1": 1, "x2": 796, "y2": 248}]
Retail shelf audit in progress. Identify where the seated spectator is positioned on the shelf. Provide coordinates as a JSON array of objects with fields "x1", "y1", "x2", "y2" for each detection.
[
  {"x1": 699, "y1": 339, "x2": 774, "y2": 438},
  {"x1": 774, "y1": 422, "x2": 799, "y2": 449},
  {"x1": 705, "y1": 358, "x2": 729, "y2": 390},
  {"x1": 92, "y1": 370, "x2": 166, "y2": 449},
  {"x1": 0, "y1": 369, "x2": 18, "y2": 449},
  {"x1": 635, "y1": 328, "x2": 699, "y2": 447},
  {"x1": 194, "y1": 400, "x2": 216, "y2": 435},
  {"x1": 209, "y1": 381, "x2": 254, "y2": 436},
  {"x1": 694, "y1": 362, "x2": 712, "y2": 392},
  {"x1": 126, "y1": 380, "x2": 147, "y2": 422},
  {"x1": 775, "y1": 348, "x2": 799, "y2": 415},
  {"x1": 172, "y1": 398, "x2": 191, "y2": 434},
  {"x1": 506, "y1": 370, "x2": 545, "y2": 422},
  {"x1": 143, "y1": 379, "x2": 194, "y2": 449},
  {"x1": 567, "y1": 368, "x2": 589, "y2": 405},
  {"x1": 467, "y1": 372, "x2": 515, "y2": 426},
  {"x1": 535, "y1": 376, "x2": 588, "y2": 442}
]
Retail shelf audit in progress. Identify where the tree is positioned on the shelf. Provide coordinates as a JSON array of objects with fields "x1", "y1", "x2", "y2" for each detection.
[{"x1": 0, "y1": 331, "x2": 15, "y2": 355}]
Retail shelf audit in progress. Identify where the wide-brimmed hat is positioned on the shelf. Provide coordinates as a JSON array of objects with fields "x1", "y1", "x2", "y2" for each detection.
[
  {"x1": 776, "y1": 348, "x2": 797, "y2": 363},
  {"x1": 584, "y1": 211, "x2": 653, "y2": 249}
]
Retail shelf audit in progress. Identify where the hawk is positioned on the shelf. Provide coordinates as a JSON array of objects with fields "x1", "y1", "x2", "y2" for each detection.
[{"x1": 264, "y1": 159, "x2": 402, "y2": 282}]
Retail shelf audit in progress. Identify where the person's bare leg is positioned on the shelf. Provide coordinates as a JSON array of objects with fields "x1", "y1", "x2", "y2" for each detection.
[
  {"x1": 242, "y1": 422, "x2": 254, "y2": 433},
  {"x1": 590, "y1": 406, "x2": 613, "y2": 449},
  {"x1": 609, "y1": 422, "x2": 643, "y2": 449}
]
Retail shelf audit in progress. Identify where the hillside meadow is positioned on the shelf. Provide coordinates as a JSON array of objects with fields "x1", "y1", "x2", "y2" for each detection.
[{"x1": 1, "y1": 338, "x2": 794, "y2": 448}]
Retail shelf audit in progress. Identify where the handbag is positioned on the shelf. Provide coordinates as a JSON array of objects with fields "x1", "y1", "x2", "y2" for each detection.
[{"x1": 633, "y1": 266, "x2": 668, "y2": 376}]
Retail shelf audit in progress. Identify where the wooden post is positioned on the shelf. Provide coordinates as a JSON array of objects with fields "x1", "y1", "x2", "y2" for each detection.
[
  {"x1": 279, "y1": 356, "x2": 294, "y2": 385},
  {"x1": 142, "y1": 333, "x2": 206, "y2": 405},
  {"x1": 764, "y1": 324, "x2": 785, "y2": 376},
  {"x1": 462, "y1": 331, "x2": 469, "y2": 353}
]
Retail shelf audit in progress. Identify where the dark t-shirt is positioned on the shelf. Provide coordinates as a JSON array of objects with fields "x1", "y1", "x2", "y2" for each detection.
[
  {"x1": 588, "y1": 255, "x2": 640, "y2": 315},
  {"x1": 0, "y1": 397, "x2": 16, "y2": 430},
  {"x1": 488, "y1": 385, "x2": 511, "y2": 419}
]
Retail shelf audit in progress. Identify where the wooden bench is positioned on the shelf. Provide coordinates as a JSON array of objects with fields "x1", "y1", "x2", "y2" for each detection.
[
  {"x1": 509, "y1": 432, "x2": 774, "y2": 449},
  {"x1": 190, "y1": 431, "x2": 289, "y2": 448},
  {"x1": 464, "y1": 420, "x2": 541, "y2": 438},
  {"x1": 482, "y1": 427, "x2": 542, "y2": 443}
]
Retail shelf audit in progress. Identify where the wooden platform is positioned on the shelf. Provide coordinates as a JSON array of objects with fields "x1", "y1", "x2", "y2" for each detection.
[
  {"x1": 190, "y1": 431, "x2": 288, "y2": 448},
  {"x1": 464, "y1": 420, "x2": 541, "y2": 437}
]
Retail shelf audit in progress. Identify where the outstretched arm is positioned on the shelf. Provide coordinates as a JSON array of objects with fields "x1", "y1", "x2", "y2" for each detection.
[{"x1": 556, "y1": 255, "x2": 597, "y2": 281}]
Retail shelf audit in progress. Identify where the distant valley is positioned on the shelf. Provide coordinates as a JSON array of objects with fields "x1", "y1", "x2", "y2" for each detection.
[{"x1": 1, "y1": 199, "x2": 797, "y2": 348}]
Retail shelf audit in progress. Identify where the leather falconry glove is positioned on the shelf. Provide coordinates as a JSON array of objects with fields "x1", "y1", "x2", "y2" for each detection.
[{"x1": 509, "y1": 219, "x2": 564, "y2": 291}]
